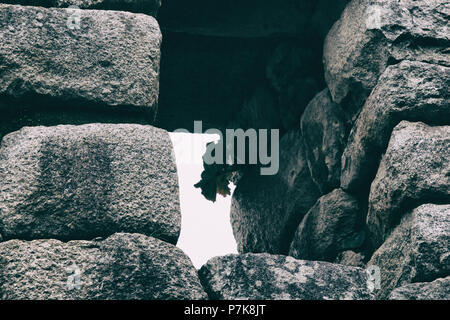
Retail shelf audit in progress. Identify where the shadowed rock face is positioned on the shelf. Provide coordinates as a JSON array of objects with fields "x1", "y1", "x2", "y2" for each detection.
[
  {"x1": 266, "y1": 42, "x2": 324, "y2": 131},
  {"x1": 0, "y1": 233, "x2": 207, "y2": 300},
  {"x1": 199, "y1": 253, "x2": 374, "y2": 300},
  {"x1": 289, "y1": 189, "x2": 365, "y2": 262},
  {"x1": 156, "y1": 33, "x2": 326, "y2": 133},
  {"x1": 367, "y1": 121, "x2": 450, "y2": 246},
  {"x1": 0, "y1": 124, "x2": 181, "y2": 244},
  {"x1": 156, "y1": 33, "x2": 277, "y2": 131},
  {"x1": 230, "y1": 130, "x2": 320, "y2": 255},
  {"x1": 301, "y1": 89, "x2": 348, "y2": 193},
  {"x1": 156, "y1": 0, "x2": 348, "y2": 131},
  {"x1": 368, "y1": 204, "x2": 450, "y2": 299},
  {"x1": 389, "y1": 276, "x2": 450, "y2": 300},
  {"x1": 0, "y1": 4, "x2": 161, "y2": 140}
]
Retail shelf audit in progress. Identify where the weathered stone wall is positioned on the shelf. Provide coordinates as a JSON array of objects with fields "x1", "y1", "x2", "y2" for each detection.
[
  {"x1": 0, "y1": 3, "x2": 161, "y2": 140},
  {"x1": 0, "y1": 0, "x2": 448, "y2": 300},
  {"x1": 0, "y1": 2, "x2": 207, "y2": 300},
  {"x1": 228, "y1": 0, "x2": 449, "y2": 300}
]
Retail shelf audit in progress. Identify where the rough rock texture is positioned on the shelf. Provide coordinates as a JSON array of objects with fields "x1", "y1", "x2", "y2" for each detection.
[
  {"x1": 158, "y1": 0, "x2": 348, "y2": 38},
  {"x1": 231, "y1": 130, "x2": 320, "y2": 254},
  {"x1": 389, "y1": 276, "x2": 450, "y2": 300},
  {"x1": 0, "y1": 0, "x2": 447, "y2": 302},
  {"x1": 334, "y1": 251, "x2": 366, "y2": 268},
  {"x1": 368, "y1": 204, "x2": 450, "y2": 299},
  {"x1": 367, "y1": 121, "x2": 450, "y2": 245},
  {"x1": 0, "y1": 233, "x2": 207, "y2": 300},
  {"x1": 199, "y1": 253, "x2": 374, "y2": 300},
  {"x1": 324, "y1": 0, "x2": 450, "y2": 110},
  {"x1": 341, "y1": 61, "x2": 450, "y2": 192},
  {"x1": 289, "y1": 189, "x2": 365, "y2": 262},
  {"x1": 0, "y1": 4, "x2": 161, "y2": 108},
  {"x1": 0, "y1": 124, "x2": 180, "y2": 244},
  {"x1": 1, "y1": 0, "x2": 161, "y2": 16},
  {"x1": 301, "y1": 89, "x2": 348, "y2": 193},
  {"x1": 0, "y1": 4, "x2": 161, "y2": 139}
]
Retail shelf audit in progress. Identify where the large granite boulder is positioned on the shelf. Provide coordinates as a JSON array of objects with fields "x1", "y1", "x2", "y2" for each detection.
[
  {"x1": 289, "y1": 189, "x2": 365, "y2": 262},
  {"x1": 389, "y1": 276, "x2": 450, "y2": 300},
  {"x1": 0, "y1": 233, "x2": 207, "y2": 300},
  {"x1": 231, "y1": 130, "x2": 320, "y2": 254},
  {"x1": 368, "y1": 204, "x2": 450, "y2": 299},
  {"x1": 199, "y1": 253, "x2": 374, "y2": 300},
  {"x1": 367, "y1": 121, "x2": 450, "y2": 245},
  {"x1": 301, "y1": 89, "x2": 348, "y2": 193},
  {"x1": 0, "y1": 124, "x2": 180, "y2": 244},
  {"x1": 0, "y1": 4, "x2": 161, "y2": 139},
  {"x1": 1, "y1": 0, "x2": 161, "y2": 16},
  {"x1": 341, "y1": 61, "x2": 450, "y2": 192},
  {"x1": 324, "y1": 0, "x2": 450, "y2": 112}
]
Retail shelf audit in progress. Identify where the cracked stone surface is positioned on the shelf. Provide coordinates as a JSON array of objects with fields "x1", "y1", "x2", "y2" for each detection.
[
  {"x1": 368, "y1": 204, "x2": 450, "y2": 299},
  {"x1": 0, "y1": 233, "x2": 207, "y2": 300},
  {"x1": 289, "y1": 189, "x2": 365, "y2": 262},
  {"x1": 324, "y1": 0, "x2": 450, "y2": 112},
  {"x1": 199, "y1": 253, "x2": 374, "y2": 300},
  {"x1": 341, "y1": 61, "x2": 450, "y2": 193},
  {"x1": 367, "y1": 121, "x2": 450, "y2": 246},
  {"x1": 389, "y1": 276, "x2": 450, "y2": 300},
  {"x1": 301, "y1": 89, "x2": 348, "y2": 194}
]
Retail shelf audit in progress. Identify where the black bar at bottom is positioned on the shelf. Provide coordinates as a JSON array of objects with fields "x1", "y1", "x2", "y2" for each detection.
[{"x1": 0, "y1": 300, "x2": 445, "y2": 318}]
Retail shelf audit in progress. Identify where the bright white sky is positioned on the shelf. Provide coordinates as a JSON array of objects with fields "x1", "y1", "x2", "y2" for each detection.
[{"x1": 169, "y1": 132, "x2": 238, "y2": 269}]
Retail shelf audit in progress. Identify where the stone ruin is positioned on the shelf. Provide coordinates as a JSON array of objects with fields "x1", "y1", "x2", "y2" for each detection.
[{"x1": 0, "y1": 0, "x2": 448, "y2": 300}]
